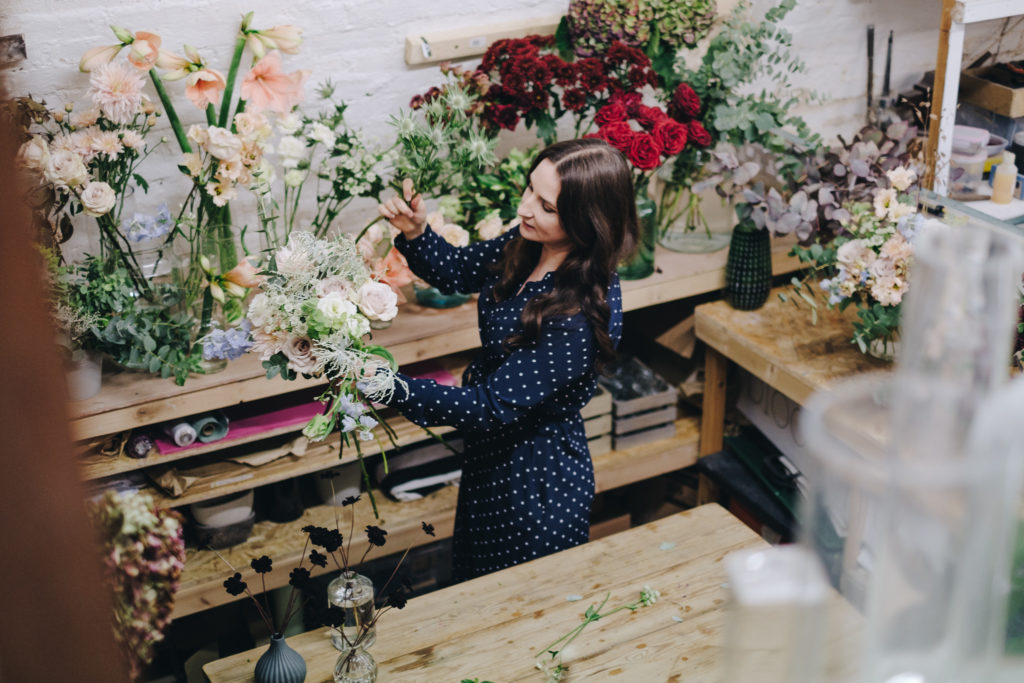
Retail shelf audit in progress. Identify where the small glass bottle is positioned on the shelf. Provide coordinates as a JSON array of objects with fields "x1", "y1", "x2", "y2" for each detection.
[
  {"x1": 326, "y1": 571, "x2": 375, "y2": 650},
  {"x1": 333, "y1": 645, "x2": 377, "y2": 683}
]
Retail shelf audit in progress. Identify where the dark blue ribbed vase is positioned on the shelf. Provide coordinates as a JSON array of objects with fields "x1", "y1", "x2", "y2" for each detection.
[{"x1": 254, "y1": 634, "x2": 307, "y2": 683}]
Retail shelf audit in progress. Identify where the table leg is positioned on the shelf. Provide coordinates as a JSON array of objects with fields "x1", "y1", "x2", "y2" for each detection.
[{"x1": 698, "y1": 346, "x2": 728, "y2": 504}]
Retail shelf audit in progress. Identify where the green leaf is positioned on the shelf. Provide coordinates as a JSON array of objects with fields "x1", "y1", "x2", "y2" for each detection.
[
  {"x1": 132, "y1": 173, "x2": 150, "y2": 193},
  {"x1": 148, "y1": 355, "x2": 162, "y2": 374},
  {"x1": 554, "y1": 17, "x2": 574, "y2": 61},
  {"x1": 142, "y1": 335, "x2": 157, "y2": 352}
]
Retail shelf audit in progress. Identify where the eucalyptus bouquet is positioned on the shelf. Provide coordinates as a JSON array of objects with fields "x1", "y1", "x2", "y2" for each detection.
[{"x1": 248, "y1": 231, "x2": 405, "y2": 488}]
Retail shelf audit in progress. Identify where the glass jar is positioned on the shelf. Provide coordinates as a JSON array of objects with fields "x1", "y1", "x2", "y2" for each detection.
[
  {"x1": 326, "y1": 571, "x2": 376, "y2": 650},
  {"x1": 333, "y1": 646, "x2": 377, "y2": 683},
  {"x1": 618, "y1": 184, "x2": 657, "y2": 280}
]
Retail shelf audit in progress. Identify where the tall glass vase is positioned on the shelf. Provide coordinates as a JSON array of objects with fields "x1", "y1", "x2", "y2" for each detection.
[
  {"x1": 189, "y1": 227, "x2": 245, "y2": 374},
  {"x1": 618, "y1": 184, "x2": 657, "y2": 281},
  {"x1": 327, "y1": 571, "x2": 376, "y2": 651},
  {"x1": 723, "y1": 221, "x2": 772, "y2": 310}
]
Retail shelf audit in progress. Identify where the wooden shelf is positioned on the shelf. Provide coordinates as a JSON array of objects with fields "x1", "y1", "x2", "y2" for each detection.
[
  {"x1": 67, "y1": 239, "x2": 801, "y2": 441},
  {"x1": 170, "y1": 416, "x2": 699, "y2": 619},
  {"x1": 140, "y1": 416, "x2": 454, "y2": 509}
]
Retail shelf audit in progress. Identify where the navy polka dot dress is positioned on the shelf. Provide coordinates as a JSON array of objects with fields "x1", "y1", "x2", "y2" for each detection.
[{"x1": 384, "y1": 225, "x2": 623, "y2": 581}]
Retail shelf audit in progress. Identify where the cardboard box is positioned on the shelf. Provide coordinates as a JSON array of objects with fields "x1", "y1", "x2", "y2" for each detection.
[{"x1": 960, "y1": 67, "x2": 1024, "y2": 119}]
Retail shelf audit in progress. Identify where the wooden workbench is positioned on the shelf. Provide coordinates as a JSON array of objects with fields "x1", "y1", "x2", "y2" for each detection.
[
  {"x1": 204, "y1": 504, "x2": 766, "y2": 682},
  {"x1": 694, "y1": 287, "x2": 889, "y2": 458}
]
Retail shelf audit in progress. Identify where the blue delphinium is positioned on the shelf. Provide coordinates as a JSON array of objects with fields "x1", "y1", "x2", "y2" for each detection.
[{"x1": 122, "y1": 203, "x2": 174, "y2": 243}]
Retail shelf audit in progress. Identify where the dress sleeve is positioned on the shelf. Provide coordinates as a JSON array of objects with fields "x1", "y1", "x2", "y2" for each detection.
[
  {"x1": 382, "y1": 314, "x2": 596, "y2": 432},
  {"x1": 394, "y1": 225, "x2": 519, "y2": 295}
]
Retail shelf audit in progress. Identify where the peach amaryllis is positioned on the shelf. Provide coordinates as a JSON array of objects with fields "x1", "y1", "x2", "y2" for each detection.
[
  {"x1": 239, "y1": 51, "x2": 308, "y2": 115},
  {"x1": 127, "y1": 31, "x2": 162, "y2": 70}
]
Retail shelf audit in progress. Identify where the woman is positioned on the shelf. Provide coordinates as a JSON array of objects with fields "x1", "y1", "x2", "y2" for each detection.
[{"x1": 376, "y1": 138, "x2": 638, "y2": 581}]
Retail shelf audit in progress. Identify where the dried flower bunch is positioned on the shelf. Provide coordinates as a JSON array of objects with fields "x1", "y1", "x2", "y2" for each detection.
[
  {"x1": 566, "y1": 0, "x2": 717, "y2": 57},
  {"x1": 89, "y1": 491, "x2": 186, "y2": 681}
]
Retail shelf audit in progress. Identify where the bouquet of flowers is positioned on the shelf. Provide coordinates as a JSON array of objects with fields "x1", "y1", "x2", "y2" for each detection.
[
  {"x1": 785, "y1": 165, "x2": 922, "y2": 355},
  {"x1": 565, "y1": 0, "x2": 717, "y2": 57},
  {"x1": 89, "y1": 491, "x2": 186, "y2": 681},
  {"x1": 248, "y1": 231, "x2": 405, "y2": 473}
]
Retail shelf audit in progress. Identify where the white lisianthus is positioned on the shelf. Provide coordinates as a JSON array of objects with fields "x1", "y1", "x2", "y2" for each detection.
[
  {"x1": 342, "y1": 313, "x2": 371, "y2": 339},
  {"x1": 182, "y1": 152, "x2": 204, "y2": 178},
  {"x1": 886, "y1": 166, "x2": 917, "y2": 192},
  {"x1": 79, "y1": 181, "x2": 117, "y2": 217},
  {"x1": 18, "y1": 136, "x2": 50, "y2": 171},
  {"x1": 187, "y1": 124, "x2": 209, "y2": 147},
  {"x1": 247, "y1": 293, "x2": 272, "y2": 329},
  {"x1": 836, "y1": 239, "x2": 876, "y2": 270},
  {"x1": 276, "y1": 112, "x2": 303, "y2": 135},
  {"x1": 277, "y1": 135, "x2": 306, "y2": 167},
  {"x1": 308, "y1": 122, "x2": 336, "y2": 148},
  {"x1": 872, "y1": 188, "x2": 899, "y2": 220},
  {"x1": 355, "y1": 280, "x2": 398, "y2": 321},
  {"x1": 317, "y1": 291, "x2": 358, "y2": 322},
  {"x1": 44, "y1": 149, "x2": 88, "y2": 188},
  {"x1": 204, "y1": 126, "x2": 243, "y2": 161},
  {"x1": 474, "y1": 213, "x2": 504, "y2": 241},
  {"x1": 439, "y1": 223, "x2": 470, "y2": 247},
  {"x1": 890, "y1": 201, "x2": 915, "y2": 221},
  {"x1": 283, "y1": 168, "x2": 306, "y2": 188},
  {"x1": 233, "y1": 111, "x2": 271, "y2": 143}
]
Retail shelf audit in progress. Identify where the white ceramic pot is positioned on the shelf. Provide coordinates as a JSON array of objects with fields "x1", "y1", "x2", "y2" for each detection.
[
  {"x1": 65, "y1": 349, "x2": 103, "y2": 401},
  {"x1": 191, "y1": 489, "x2": 254, "y2": 527}
]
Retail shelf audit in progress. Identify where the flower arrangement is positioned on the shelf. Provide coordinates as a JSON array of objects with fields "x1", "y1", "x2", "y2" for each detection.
[
  {"x1": 565, "y1": 0, "x2": 717, "y2": 57},
  {"x1": 784, "y1": 165, "x2": 922, "y2": 354},
  {"x1": 89, "y1": 491, "x2": 186, "y2": 681}
]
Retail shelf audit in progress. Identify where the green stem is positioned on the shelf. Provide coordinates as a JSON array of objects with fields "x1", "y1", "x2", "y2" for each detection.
[
  {"x1": 149, "y1": 69, "x2": 192, "y2": 154},
  {"x1": 205, "y1": 103, "x2": 217, "y2": 127},
  {"x1": 219, "y1": 35, "x2": 247, "y2": 129}
]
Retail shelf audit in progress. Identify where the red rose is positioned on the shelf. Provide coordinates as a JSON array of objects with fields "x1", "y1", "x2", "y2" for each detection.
[
  {"x1": 633, "y1": 105, "x2": 665, "y2": 131},
  {"x1": 672, "y1": 83, "x2": 701, "y2": 120},
  {"x1": 599, "y1": 121, "x2": 636, "y2": 152},
  {"x1": 687, "y1": 120, "x2": 712, "y2": 147},
  {"x1": 628, "y1": 133, "x2": 663, "y2": 170},
  {"x1": 612, "y1": 91, "x2": 643, "y2": 113},
  {"x1": 652, "y1": 118, "x2": 688, "y2": 155},
  {"x1": 595, "y1": 101, "x2": 627, "y2": 126}
]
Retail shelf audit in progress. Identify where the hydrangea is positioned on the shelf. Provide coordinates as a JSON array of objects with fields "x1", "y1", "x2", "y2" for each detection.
[
  {"x1": 567, "y1": 0, "x2": 716, "y2": 57},
  {"x1": 121, "y1": 203, "x2": 173, "y2": 242},
  {"x1": 202, "y1": 319, "x2": 254, "y2": 360}
]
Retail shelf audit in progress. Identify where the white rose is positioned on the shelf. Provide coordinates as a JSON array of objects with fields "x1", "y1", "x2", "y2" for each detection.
[
  {"x1": 317, "y1": 291, "x2": 357, "y2": 322},
  {"x1": 886, "y1": 166, "x2": 917, "y2": 192},
  {"x1": 315, "y1": 276, "x2": 352, "y2": 298},
  {"x1": 343, "y1": 313, "x2": 371, "y2": 339},
  {"x1": 438, "y1": 223, "x2": 470, "y2": 247},
  {"x1": 356, "y1": 280, "x2": 399, "y2": 322},
  {"x1": 233, "y1": 111, "x2": 271, "y2": 142},
  {"x1": 309, "y1": 122, "x2": 336, "y2": 148},
  {"x1": 426, "y1": 211, "x2": 446, "y2": 232},
  {"x1": 18, "y1": 136, "x2": 50, "y2": 171},
  {"x1": 204, "y1": 126, "x2": 243, "y2": 161},
  {"x1": 277, "y1": 135, "x2": 306, "y2": 167},
  {"x1": 474, "y1": 213, "x2": 504, "y2": 241},
  {"x1": 284, "y1": 168, "x2": 307, "y2": 187},
  {"x1": 44, "y1": 149, "x2": 88, "y2": 188},
  {"x1": 247, "y1": 293, "x2": 273, "y2": 329},
  {"x1": 79, "y1": 181, "x2": 117, "y2": 217},
  {"x1": 276, "y1": 112, "x2": 303, "y2": 135}
]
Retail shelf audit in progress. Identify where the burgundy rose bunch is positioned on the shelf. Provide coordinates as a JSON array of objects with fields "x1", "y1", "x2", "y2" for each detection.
[{"x1": 594, "y1": 87, "x2": 708, "y2": 174}]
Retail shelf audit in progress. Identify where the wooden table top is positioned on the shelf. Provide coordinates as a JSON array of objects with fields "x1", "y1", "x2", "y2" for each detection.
[
  {"x1": 694, "y1": 286, "x2": 889, "y2": 406},
  {"x1": 204, "y1": 504, "x2": 766, "y2": 682}
]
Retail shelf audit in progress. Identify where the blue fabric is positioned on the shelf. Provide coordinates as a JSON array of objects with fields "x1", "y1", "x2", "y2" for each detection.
[{"x1": 385, "y1": 225, "x2": 623, "y2": 580}]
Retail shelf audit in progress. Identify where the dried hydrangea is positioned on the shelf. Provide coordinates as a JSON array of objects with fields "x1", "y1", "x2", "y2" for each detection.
[
  {"x1": 89, "y1": 491, "x2": 186, "y2": 681},
  {"x1": 567, "y1": 0, "x2": 716, "y2": 57}
]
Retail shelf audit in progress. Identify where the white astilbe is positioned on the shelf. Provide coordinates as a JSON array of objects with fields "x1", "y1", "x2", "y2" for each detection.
[{"x1": 313, "y1": 334, "x2": 406, "y2": 404}]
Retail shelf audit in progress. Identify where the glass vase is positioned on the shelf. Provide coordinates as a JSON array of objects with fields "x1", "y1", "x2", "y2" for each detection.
[
  {"x1": 327, "y1": 571, "x2": 376, "y2": 650},
  {"x1": 413, "y1": 282, "x2": 470, "y2": 309},
  {"x1": 723, "y1": 222, "x2": 772, "y2": 311},
  {"x1": 192, "y1": 228, "x2": 245, "y2": 374},
  {"x1": 333, "y1": 645, "x2": 377, "y2": 683},
  {"x1": 654, "y1": 166, "x2": 731, "y2": 254},
  {"x1": 618, "y1": 185, "x2": 657, "y2": 280}
]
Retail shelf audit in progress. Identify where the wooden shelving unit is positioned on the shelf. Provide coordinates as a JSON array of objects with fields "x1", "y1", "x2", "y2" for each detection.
[{"x1": 73, "y1": 240, "x2": 800, "y2": 620}]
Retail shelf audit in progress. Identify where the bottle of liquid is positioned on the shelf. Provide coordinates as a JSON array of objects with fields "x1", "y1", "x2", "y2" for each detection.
[{"x1": 991, "y1": 151, "x2": 1018, "y2": 204}]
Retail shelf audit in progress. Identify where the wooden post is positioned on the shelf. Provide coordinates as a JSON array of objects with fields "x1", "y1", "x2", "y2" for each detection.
[
  {"x1": 698, "y1": 346, "x2": 728, "y2": 503},
  {"x1": 924, "y1": 0, "x2": 961, "y2": 193}
]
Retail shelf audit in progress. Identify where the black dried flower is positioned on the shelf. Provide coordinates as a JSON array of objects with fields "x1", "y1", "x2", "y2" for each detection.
[
  {"x1": 421, "y1": 521, "x2": 435, "y2": 537},
  {"x1": 365, "y1": 525, "x2": 388, "y2": 547},
  {"x1": 251, "y1": 555, "x2": 273, "y2": 574},
  {"x1": 309, "y1": 549, "x2": 328, "y2": 568},
  {"x1": 289, "y1": 567, "x2": 311, "y2": 588},
  {"x1": 341, "y1": 494, "x2": 361, "y2": 507},
  {"x1": 319, "y1": 529, "x2": 344, "y2": 553},
  {"x1": 224, "y1": 572, "x2": 247, "y2": 596},
  {"x1": 301, "y1": 524, "x2": 319, "y2": 534},
  {"x1": 386, "y1": 590, "x2": 408, "y2": 610},
  {"x1": 322, "y1": 605, "x2": 347, "y2": 628}
]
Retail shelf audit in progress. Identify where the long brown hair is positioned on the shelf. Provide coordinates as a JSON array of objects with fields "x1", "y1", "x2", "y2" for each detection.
[{"x1": 492, "y1": 138, "x2": 638, "y2": 371}]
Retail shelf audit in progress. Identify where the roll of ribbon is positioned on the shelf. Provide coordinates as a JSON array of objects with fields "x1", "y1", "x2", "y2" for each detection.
[
  {"x1": 191, "y1": 411, "x2": 230, "y2": 443},
  {"x1": 126, "y1": 432, "x2": 155, "y2": 459},
  {"x1": 163, "y1": 421, "x2": 197, "y2": 447}
]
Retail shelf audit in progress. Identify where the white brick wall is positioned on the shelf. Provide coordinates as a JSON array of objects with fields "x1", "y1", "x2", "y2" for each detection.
[{"x1": 2, "y1": 0, "x2": 1021, "y2": 253}]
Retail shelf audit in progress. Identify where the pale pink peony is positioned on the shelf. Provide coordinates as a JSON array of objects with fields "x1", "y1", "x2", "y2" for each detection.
[
  {"x1": 474, "y1": 214, "x2": 504, "y2": 241},
  {"x1": 90, "y1": 61, "x2": 145, "y2": 124},
  {"x1": 438, "y1": 223, "x2": 470, "y2": 247},
  {"x1": 239, "y1": 51, "x2": 309, "y2": 114},
  {"x1": 315, "y1": 276, "x2": 353, "y2": 299},
  {"x1": 185, "y1": 68, "x2": 227, "y2": 110},
  {"x1": 836, "y1": 239, "x2": 876, "y2": 271},
  {"x1": 233, "y1": 111, "x2": 272, "y2": 143},
  {"x1": 203, "y1": 127, "x2": 242, "y2": 161},
  {"x1": 127, "y1": 31, "x2": 162, "y2": 70},
  {"x1": 879, "y1": 233, "x2": 913, "y2": 263},
  {"x1": 44, "y1": 149, "x2": 88, "y2": 188}
]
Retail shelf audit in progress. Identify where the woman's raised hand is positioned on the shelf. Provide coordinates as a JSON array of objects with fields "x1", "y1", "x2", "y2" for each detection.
[{"x1": 378, "y1": 178, "x2": 427, "y2": 240}]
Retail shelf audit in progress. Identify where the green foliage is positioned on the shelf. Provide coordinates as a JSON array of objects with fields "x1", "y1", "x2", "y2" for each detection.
[
  {"x1": 65, "y1": 257, "x2": 202, "y2": 385},
  {"x1": 454, "y1": 147, "x2": 537, "y2": 229}
]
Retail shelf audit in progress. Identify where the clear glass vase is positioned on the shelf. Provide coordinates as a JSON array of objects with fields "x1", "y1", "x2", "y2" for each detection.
[
  {"x1": 655, "y1": 166, "x2": 731, "y2": 254},
  {"x1": 326, "y1": 571, "x2": 376, "y2": 651},
  {"x1": 333, "y1": 645, "x2": 377, "y2": 683},
  {"x1": 618, "y1": 185, "x2": 657, "y2": 280}
]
